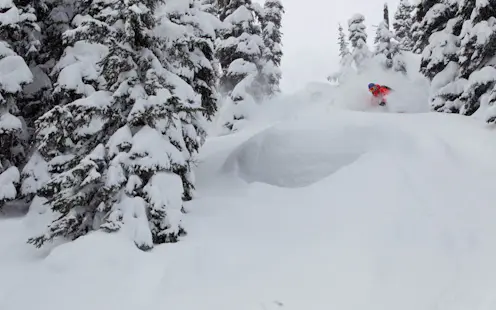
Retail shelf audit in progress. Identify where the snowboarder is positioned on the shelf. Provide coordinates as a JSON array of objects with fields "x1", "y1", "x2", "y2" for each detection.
[{"x1": 368, "y1": 83, "x2": 392, "y2": 106}]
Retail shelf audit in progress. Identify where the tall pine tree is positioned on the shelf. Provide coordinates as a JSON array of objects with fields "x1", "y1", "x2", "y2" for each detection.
[
  {"x1": 393, "y1": 0, "x2": 414, "y2": 51},
  {"x1": 28, "y1": 0, "x2": 206, "y2": 250},
  {"x1": 375, "y1": 5, "x2": 405, "y2": 74},
  {"x1": 375, "y1": 3, "x2": 391, "y2": 58},
  {"x1": 383, "y1": 3, "x2": 390, "y2": 29},
  {"x1": 216, "y1": 0, "x2": 265, "y2": 131},
  {"x1": 375, "y1": 22, "x2": 393, "y2": 67},
  {"x1": 348, "y1": 13, "x2": 370, "y2": 70},
  {"x1": 338, "y1": 24, "x2": 350, "y2": 60},
  {"x1": 328, "y1": 24, "x2": 352, "y2": 84},
  {"x1": 260, "y1": 0, "x2": 284, "y2": 97}
]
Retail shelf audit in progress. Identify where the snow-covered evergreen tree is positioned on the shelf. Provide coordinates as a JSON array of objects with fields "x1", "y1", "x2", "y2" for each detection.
[
  {"x1": 217, "y1": 0, "x2": 261, "y2": 95},
  {"x1": 260, "y1": 0, "x2": 284, "y2": 97},
  {"x1": 202, "y1": 0, "x2": 219, "y2": 16},
  {"x1": 166, "y1": 0, "x2": 220, "y2": 120},
  {"x1": 393, "y1": 0, "x2": 414, "y2": 50},
  {"x1": 383, "y1": 3, "x2": 390, "y2": 29},
  {"x1": 338, "y1": 23, "x2": 350, "y2": 59},
  {"x1": 348, "y1": 13, "x2": 370, "y2": 69},
  {"x1": 0, "y1": 0, "x2": 35, "y2": 208},
  {"x1": 375, "y1": 3, "x2": 391, "y2": 52},
  {"x1": 216, "y1": 0, "x2": 265, "y2": 131},
  {"x1": 411, "y1": 0, "x2": 460, "y2": 54},
  {"x1": 21, "y1": 0, "x2": 78, "y2": 124},
  {"x1": 250, "y1": 0, "x2": 265, "y2": 22},
  {"x1": 418, "y1": 1, "x2": 461, "y2": 80},
  {"x1": 19, "y1": 1, "x2": 81, "y2": 205},
  {"x1": 374, "y1": 21, "x2": 405, "y2": 73},
  {"x1": 374, "y1": 24, "x2": 381, "y2": 45},
  {"x1": 0, "y1": 1, "x2": 39, "y2": 61},
  {"x1": 375, "y1": 22, "x2": 391, "y2": 58},
  {"x1": 418, "y1": 0, "x2": 463, "y2": 111},
  {"x1": 328, "y1": 24, "x2": 353, "y2": 84},
  {"x1": 373, "y1": 3, "x2": 391, "y2": 45},
  {"x1": 28, "y1": 0, "x2": 206, "y2": 250},
  {"x1": 422, "y1": 0, "x2": 496, "y2": 122},
  {"x1": 373, "y1": 3, "x2": 407, "y2": 73}
]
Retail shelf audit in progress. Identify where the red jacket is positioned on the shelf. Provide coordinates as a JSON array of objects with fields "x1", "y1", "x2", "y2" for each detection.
[{"x1": 371, "y1": 85, "x2": 391, "y2": 97}]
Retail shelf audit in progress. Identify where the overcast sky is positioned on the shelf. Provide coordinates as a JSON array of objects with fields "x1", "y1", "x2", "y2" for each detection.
[{"x1": 256, "y1": 0, "x2": 403, "y2": 93}]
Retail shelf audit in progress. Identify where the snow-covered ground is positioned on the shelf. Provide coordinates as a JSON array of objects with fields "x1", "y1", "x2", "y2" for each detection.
[{"x1": 2, "y1": 82, "x2": 496, "y2": 310}]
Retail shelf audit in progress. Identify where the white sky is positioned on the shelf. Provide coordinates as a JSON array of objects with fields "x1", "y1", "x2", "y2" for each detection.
[{"x1": 256, "y1": 0, "x2": 402, "y2": 93}]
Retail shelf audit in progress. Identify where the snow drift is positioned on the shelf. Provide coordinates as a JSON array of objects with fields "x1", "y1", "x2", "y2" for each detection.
[{"x1": 222, "y1": 112, "x2": 421, "y2": 188}]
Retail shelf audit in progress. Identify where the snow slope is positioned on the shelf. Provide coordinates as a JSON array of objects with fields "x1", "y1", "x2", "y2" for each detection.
[{"x1": 2, "y1": 88, "x2": 496, "y2": 310}]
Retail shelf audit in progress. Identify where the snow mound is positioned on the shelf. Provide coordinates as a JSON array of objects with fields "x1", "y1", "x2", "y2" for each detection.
[{"x1": 222, "y1": 112, "x2": 432, "y2": 188}]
